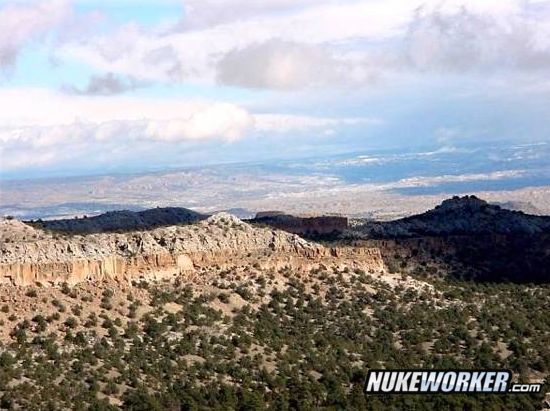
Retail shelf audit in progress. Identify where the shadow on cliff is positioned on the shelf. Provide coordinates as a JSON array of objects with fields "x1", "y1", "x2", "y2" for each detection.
[
  {"x1": 368, "y1": 233, "x2": 550, "y2": 284},
  {"x1": 306, "y1": 196, "x2": 550, "y2": 284},
  {"x1": 353, "y1": 196, "x2": 550, "y2": 283}
]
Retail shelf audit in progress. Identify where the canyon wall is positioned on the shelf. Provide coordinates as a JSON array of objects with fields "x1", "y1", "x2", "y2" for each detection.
[{"x1": 0, "y1": 214, "x2": 385, "y2": 286}]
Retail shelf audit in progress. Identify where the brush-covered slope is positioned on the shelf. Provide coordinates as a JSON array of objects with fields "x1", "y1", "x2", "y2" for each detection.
[
  {"x1": 353, "y1": 195, "x2": 550, "y2": 238},
  {"x1": 31, "y1": 207, "x2": 207, "y2": 234}
]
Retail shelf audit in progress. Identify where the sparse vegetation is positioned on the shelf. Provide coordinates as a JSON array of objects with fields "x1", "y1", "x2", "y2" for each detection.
[
  {"x1": 0, "y1": 267, "x2": 546, "y2": 410},
  {"x1": 0, "y1": 199, "x2": 548, "y2": 409}
]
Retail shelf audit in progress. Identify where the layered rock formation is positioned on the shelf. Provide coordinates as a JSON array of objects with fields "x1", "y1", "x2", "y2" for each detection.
[
  {"x1": 345, "y1": 196, "x2": 550, "y2": 283},
  {"x1": 0, "y1": 213, "x2": 384, "y2": 286}
]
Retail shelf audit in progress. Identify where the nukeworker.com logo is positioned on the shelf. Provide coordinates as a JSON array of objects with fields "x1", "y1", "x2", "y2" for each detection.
[{"x1": 364, "y1": 369, "x2": 542, "y2": 394}]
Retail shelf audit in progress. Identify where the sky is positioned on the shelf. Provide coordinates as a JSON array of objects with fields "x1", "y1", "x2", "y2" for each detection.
[{"x1": 0, "y1": 0, "x2": 550, "y2": 179}]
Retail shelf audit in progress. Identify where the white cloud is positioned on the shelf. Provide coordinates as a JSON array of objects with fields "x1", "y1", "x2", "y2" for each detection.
[
  {"x1": 179, "y1": 0, "x2": 339, "y2": 29},
  {"x1": 0, "y1": 0, "x2": 71, "y2": 69},
  {"x1": 3, "y1": 0, "x2": 550, "y2": 89},
  {"x1": 254, "y1": 113, "x2": 379, "y2": 133},
  {"x1": 50, "y1": 0, "x2": 550, "y2": 91},
  {"x1": 0, "y1": 115, "x2": 253, "y2": 148},
  {"x1": 55, "y1": 0, "x2": 419, "y2": 85},
  {"x1": 1, "y1": 0, "x2": 548, "y2": 178},
  {"x1": 0, "y1": 89, "x2": 254, "y2": 143},
  {"x1": 406, "y1": 4, "x2": 550, "y2": 72},
  {"x1": 216, "y1": 39, "x2": 375, "y2": 90},
  {"x1": 0, "y1": 88, "x2": 242, "y2": 127},
  {"x1": 144, "y1": 104, "x2": 252, "y2": 141},
  {"x1": 0, "y1": 87, "x2": 375, "y2": 132},
  {"x1": 0, "y1": 88, "x2": 373, "y2": 171}
]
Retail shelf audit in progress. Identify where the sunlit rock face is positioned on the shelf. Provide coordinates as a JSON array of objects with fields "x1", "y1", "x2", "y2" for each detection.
[{"x1": 0, "y1": 214, "x2": 385, "y2": 286}]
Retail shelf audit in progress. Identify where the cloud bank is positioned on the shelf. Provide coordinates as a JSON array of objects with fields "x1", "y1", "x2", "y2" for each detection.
[
  {"x1": 0, "y1": 88, "x2": 373, "y2": 172},
  {"x1": 45, "y1": 0, "x2": 550, "y2": 91},
  {"x1": 0, "y1": 0, "x2": 70, "y2": 70},
  {"x1": 3, "y1": 0, "x2": 550, "y2": 88},
  {"x1": 1, "y1": 0, "x2": 550, "y2": 177}
]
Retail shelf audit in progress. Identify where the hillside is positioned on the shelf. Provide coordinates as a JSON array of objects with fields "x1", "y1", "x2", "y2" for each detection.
[
  {"x1": 4, "y1": 196, "x2": 549, "y2": 285},
  {"x1": 344, "y1": 196, "x2": 550, "y2": 283},
  {"x1": 351, "y1": 195, "x2": 550, "y2": 238},
  {"x1": 30, "y1": 207, "x2": 207, "y2": 234},
  {"x1": 0, "y1": 213, "x2": 383, "y2": 286}
]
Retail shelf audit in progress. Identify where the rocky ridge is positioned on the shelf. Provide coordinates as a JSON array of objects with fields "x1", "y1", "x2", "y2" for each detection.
[
  {"x1": 345, "y1": 196, "x2": 550, "y2": 283},
  {"x1": 0, "y1": 213, "x2": 384, "y2": 286}
]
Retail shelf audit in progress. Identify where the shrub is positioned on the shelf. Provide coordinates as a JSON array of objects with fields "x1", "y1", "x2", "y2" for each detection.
[
  {"x1": 65, "y1": 317, "x2": 78, "y2": 329},
  {"x1": 25, "y1": 289, "x2": 38, "y2": 298}
]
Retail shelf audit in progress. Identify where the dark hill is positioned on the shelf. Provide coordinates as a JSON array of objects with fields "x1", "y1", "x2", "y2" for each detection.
[
  {"x1": 30, "y1": 207, "x2": 207, "y2": 234},
  {"x1": 348, "y1": 196, "x2": 550, "y2": 283},
  {"x1": 354, "y1": 195, "x2": 550, "y2": 238}
]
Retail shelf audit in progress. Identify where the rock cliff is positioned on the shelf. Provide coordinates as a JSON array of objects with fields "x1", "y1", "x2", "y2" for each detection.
[
  {"x1": 0, "y1": 213, "x2": 384, "y2": 286},
  {"x1": 344, "y1": 196, "x2": 550, "y2": 283}
]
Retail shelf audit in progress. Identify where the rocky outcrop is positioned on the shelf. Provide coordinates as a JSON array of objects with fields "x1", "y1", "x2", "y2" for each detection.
[
  {"x1": 341, "y1": 196, "x2": 550, "y2": 283},
  {"x1": 0, "y1": 213, "x2": 384, "y2": 286},
  {"x1": 0, "y1": 218, "x2": 49, "y2": 243}
]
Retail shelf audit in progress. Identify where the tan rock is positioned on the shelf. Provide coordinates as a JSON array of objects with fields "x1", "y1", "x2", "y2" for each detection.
[{"x1": 0, "y1": 213, "x2": 385, "y2": 286}]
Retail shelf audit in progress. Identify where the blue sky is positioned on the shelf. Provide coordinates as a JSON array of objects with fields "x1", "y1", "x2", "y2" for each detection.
[{"x1": 1, "y1": 0, "x2": 549, "y2": 179}]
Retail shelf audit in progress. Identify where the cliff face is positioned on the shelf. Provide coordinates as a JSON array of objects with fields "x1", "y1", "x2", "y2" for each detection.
[
  {"x1": 0, "y1": 253, "x2": 194, "y2": 286},
  {"x1": 344, "y1": 195, "x2": 550, "y2": 283},
  {"x1": 364, "y1": 233, "x2": 550, "y2": 283},
  {"x1": 0, "y1": 213, "x2": 384, "y2": 286}
]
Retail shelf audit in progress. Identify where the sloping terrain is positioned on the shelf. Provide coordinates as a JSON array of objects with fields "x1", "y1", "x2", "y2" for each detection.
[
  {"x1": 351, "y1": 196, "x2": 550, "y2": 238},
  {"x1": 0, "y1": 260, "x2": 547, "y2": 410},
  {"x1": 345, "y1": 196, "x2": 550, "y2": 283},
  {"x1": 0, "y1": 197, "x2": 548, "y2": 409}
]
